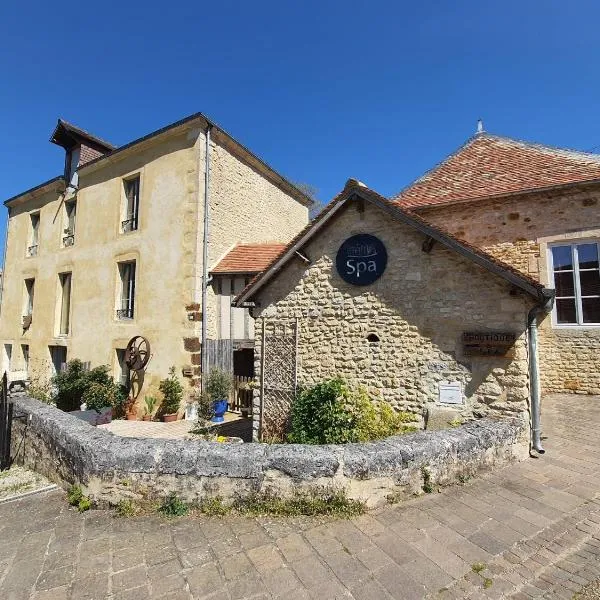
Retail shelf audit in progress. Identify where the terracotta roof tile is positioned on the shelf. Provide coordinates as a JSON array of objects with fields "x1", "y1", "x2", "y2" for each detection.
[
  {"x1": 235, "y1": 179, "x2": 550, "y2": 305},
  {"x1": 393, "y1": 133, "x2": 600, "y2": 209},
  {"x1": 211, "y1": 243, "x2": 287, "y2": 274}
]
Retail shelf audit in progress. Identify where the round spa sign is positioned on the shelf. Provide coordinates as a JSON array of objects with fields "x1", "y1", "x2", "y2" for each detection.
[{"x1": 336, "y1": 234, "x2": 388, "y2": 286}]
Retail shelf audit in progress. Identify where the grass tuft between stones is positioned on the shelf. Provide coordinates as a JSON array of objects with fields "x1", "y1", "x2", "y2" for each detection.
[
  {"x1": 471, "y1": 562, "x2": 486, "y2": 574},
  {"x1": 67, "y1": 484, "x2": 92, "y2": 513},
  {"x1": 112, "y1": 488, "x2": 366, "y2": 519}
]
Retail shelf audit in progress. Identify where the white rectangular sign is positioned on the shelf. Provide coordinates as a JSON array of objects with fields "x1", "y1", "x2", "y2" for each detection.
[{"x1": 439, "y1": 382, "x2": 463, "y2": 405}]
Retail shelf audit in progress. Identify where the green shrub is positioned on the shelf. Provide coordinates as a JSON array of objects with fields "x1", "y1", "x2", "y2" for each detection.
[
  {"x1": 78, "y1": 497, "x2": 92, "y2": 512},
  {"x1": 287, "y1": 378, "x2": 418, "y2": 444},
  {"x1": 53, "y1": 360, "x2": 125, "y2": 413},
  {"x1": 205, "y1": 368, "x2": 232, "y2": 401},
  {"x1": 82, "y1": 381, "x2": 118, "y2": 412},
  {"x1": 198, "y1": 496, "x2": 230, "y2": 516},
  {"x1": 67, "y1": 484, "x2": 83, "y2": 506},
  {"x1": 234, "y1": 489, "x2": 365, "y2": 518},
  {"x1": 158, "y1": 492, "x2": 189, "y2": 517},
  {"x1": 115, "y1": 499, "x2": 137, "y2": 517},
  {"x1": 67, "y1": 484, "x2": 91, "y2": 512},
  {"x1": 159, "y1": 368, "x2": 184, "y2": 415}
]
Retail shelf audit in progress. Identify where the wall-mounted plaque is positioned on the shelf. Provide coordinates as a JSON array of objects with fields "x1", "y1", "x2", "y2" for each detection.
[
  {"x1": 463, "y1": 332, "x2": 517, "y2": 358},
  {"x1": 336, "y1": 234, "x2": 387, "y2": 286},
  {"x1": 439, "y1": 382, "x2": 463, "y2": 405}
]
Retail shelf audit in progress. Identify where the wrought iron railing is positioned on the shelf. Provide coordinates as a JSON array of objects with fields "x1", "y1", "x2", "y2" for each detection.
[
  {"x1": 121, "y1": 218, "x2": 137, "y2": 233},
  {"x1": 62, "y1": 234, "x2": 75, "y2": 247},
  {"x1": 116, "y1": 307, "x2": 134, "y2": 319},
  {"x1": 26, "y1": 245, "x2": 38, "y2": 257}
]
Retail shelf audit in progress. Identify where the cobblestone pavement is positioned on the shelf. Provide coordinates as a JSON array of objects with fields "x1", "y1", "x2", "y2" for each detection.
[{"x1": 0, "y1": 394, "x2": 599, "y2": 600}]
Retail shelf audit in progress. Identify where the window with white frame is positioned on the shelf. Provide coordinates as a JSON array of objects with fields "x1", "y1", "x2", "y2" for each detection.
[
  {"x1": 21, "y1": 344, "x2": 29, "y2": 373},
  {"x1": 63, "y1": 200, "x2": 76, "y2": 246},
  {"x1": 122, "y1": 176, "x2": 140, "y2": 233},
  {"x1": 27, "y1": 213, "x2": 40, "y2": 257},
  {"x1": 58, "y1": 272, "x2": 72, "y2": 335},
  {"x1": 24, "y1": 278, "x2": 35, "y2": 317},
  {"x1": 117, "y1": 261, "x2": 136, "y2": 319},
  {"x1": 550, "y1": 242, "x2": 600, "y2": 325},
  {"x1": 116, "y1": 349, "x2": 130, "y2": 389}
]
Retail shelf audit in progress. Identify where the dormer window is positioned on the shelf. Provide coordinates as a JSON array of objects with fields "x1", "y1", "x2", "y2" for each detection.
[
  {"x1": 27, "y1": 213, "x2": 40, "y2": 257},
  {"x1": 63, "y1": 200, "x2": 76, "y2": 247},
  {"x1": 122, "y1": 176, "x2": 140, "y2": 233}
]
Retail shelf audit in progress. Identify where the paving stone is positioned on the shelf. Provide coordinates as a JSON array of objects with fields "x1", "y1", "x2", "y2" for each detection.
[
  {"x1": 375, "y1": 562, "x2": 428, "y2": 599},
  {"x1": 32, "y1": 585, "x2": 70, "y2": 600},
  {"x1": 262, "y1": 566, "x2": 302, "y2": 593},
  {"x1": 247, "y1": 543, "x2": 285, "y2": 572},
  {"x1": 35, "y1": 565, "x2": 74, "y2": 591},
  {"x1": 179, "y1": 544, "x2": 214, "y2": 568},
  {"x1": 186, "y1": 561, "x2": 227, "y2": 597},
  {"x1": 113, "y1": 565, "x2": 149, "y2": 594},
  {"x1": 70, "y1": 573, "x2": 110, "y2": 600}
]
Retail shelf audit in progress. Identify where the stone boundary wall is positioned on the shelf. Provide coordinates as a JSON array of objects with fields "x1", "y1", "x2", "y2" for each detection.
[{"x1": 11, "y1": 396, "x2": 528, "y2": 508}]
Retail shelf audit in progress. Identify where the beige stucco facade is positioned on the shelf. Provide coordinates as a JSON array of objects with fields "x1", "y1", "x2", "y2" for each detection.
[
  {"x1": 0, "y1": 117, "x2": 309, "y2": 413},
  {"x1": 418, "y1": 184, "x2": 600, "y2": 395},
  {"x1": 249, "y1": 197, "x2": 536, "y2": 440}
]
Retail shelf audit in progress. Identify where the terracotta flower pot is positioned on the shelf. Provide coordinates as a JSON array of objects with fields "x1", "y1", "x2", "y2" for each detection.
[
  {"x1": 142, "y1": 415, "x2": 151, "y2": 422},
  {"x1": 163, "y1": 413, "x2": 178, "y2": 423},
  {"x1": 126, "y1": 412, "x2": 137, "y2": 421}
]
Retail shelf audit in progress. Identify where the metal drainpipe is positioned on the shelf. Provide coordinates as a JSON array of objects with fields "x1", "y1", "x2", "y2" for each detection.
[
  {"x1": 528, "y1": 296, "x2": 553, "y2": 454},
  {"x1": 201, "y1": 125, "x2": 212, "y2": 390}
]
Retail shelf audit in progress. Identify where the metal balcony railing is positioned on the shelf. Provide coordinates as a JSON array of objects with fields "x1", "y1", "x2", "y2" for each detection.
[
  {"x1": 26, "y1": 245, "x2": 38, "y2": 257},
  {"x1": 121, "y1": 218, "x2": 137, "y2": 233},
  {"x1": 116, "y1": 307, "x2": 134, "y2": 320}
]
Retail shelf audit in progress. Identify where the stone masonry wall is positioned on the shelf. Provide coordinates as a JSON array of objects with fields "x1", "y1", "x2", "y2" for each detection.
[
  {"x1": 203, "y1": 135, "x2": 310, "y2": 339},
  {"x1": 252, "y1": 200, "x2": 535, "y2": 440},
  {"x1": 419, "y1": 185, "x2": 600, "y2": 395},
  {"x1": 11, "y1": 395, "x2": 528, "y2": 509}
]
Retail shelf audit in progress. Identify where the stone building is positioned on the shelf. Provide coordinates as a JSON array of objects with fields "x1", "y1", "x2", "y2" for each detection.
[
  {"x1": 392, "y1": 130, "x2": 600, "y2": 395},
  {"x1": 0, "y1": 115, "x2": 311, "y2": 411},
  {"x1": 236, "y1": 180, "x2": 553, "y2": 440}
]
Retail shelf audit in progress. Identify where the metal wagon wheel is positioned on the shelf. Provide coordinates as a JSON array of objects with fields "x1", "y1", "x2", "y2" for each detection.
[{"x1": 124, "y1": 336, "x2": 151, "y2": 372}]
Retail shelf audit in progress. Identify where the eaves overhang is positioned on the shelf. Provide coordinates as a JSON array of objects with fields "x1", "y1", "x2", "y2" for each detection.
[{"x1": 4, "y1": 176, "x2": 65, "y2": 208}]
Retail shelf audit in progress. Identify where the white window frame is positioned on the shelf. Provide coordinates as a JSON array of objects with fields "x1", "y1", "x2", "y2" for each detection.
[
  {"x1": 24, "y1": 278, "x2": 35, "y2": 317},
  {"x1": 117, "y1": 261, "x2": 136, "y2": 320},
  {"x1": 63, "y1": 200, "x2": 76, "y2": 247},
  {"x1": 548, "y1": 241, "x2": 600, "y2": 328},
  {"x1": 58, "y1": 272, "x2": 72, "y2": 336},
  {"x1": 122, "y1": 175, "x2": 140, "y2": 233},
  {"x1": 27, "y1": 212, "x2": 40, "y2": 257}
]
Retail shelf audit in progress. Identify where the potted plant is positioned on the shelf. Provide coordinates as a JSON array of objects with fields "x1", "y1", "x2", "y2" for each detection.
[
  {"x1": 159, "y1": 367, "x2": 183, "y2": 422},
  {"x1": 205, "y1": 368, "x2": 232, "y2": 423},
  {"x1": 143, "y1": 395, "x2": 157, "y2": 421},
  {"x1": 124, "y1": 397, "x2": 137, "y2": 421},
  {"x1": 80, "y1": 382, "x2": 116, "y2": 425}
]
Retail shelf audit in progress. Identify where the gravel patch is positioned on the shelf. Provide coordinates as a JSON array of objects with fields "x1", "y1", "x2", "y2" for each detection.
[
  {"x1": 576, "y1": 579, "x2": 600, "y2": 600},
  {"x1": 0, "y1": 465, "x2": 56, "y2": 501}
]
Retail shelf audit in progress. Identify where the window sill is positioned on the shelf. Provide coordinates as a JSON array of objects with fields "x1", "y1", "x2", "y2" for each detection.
[{"x1": 551, "y1": 324, "x2": 600, "y2": 330}]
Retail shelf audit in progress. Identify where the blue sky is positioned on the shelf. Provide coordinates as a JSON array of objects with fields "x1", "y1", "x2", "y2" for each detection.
[{"x1": 1, "y1": 0, "x2": 599, "y2": 256}]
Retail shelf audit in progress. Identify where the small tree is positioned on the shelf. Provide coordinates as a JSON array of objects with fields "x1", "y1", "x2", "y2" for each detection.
[
  {"x1": 205, "y1": 368, "x2": 232, "y2": 401},
  {"x1": 159, "y1": 367, "x2": 184, "y2": 415}
]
